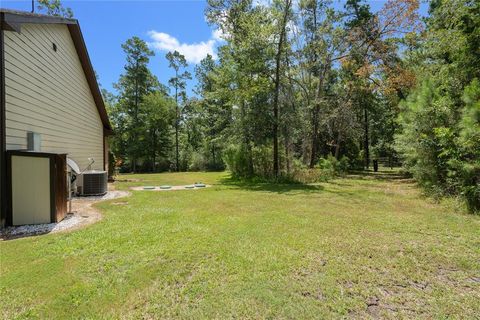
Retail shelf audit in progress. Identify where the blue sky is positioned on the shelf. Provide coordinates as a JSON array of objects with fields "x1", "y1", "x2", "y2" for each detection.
[
  {"x1": 2, "y1": 0, "x2": 217, "y2": 94},
  {"x1": 1, "y1": 0, "x2": 429, "y2": 96}
]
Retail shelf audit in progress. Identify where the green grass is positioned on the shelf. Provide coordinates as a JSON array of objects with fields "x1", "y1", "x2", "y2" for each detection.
[{"x1": 1, "y1": 171, "x2": 479, "y2": 319}]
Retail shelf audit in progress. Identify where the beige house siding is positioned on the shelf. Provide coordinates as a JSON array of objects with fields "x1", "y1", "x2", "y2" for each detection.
[{"x1": 3, "y1": 23, "x2": 104, "y2": 171}]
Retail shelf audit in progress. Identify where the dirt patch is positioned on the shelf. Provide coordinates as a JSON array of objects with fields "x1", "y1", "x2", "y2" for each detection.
[
  {"x1": 300, "y1": 290, "x2": 325, "y2": 301},
  {"x1": 366, "y1": 296, "x2": 381, "y2": 317},
  {"x1": 0, "y1": 190, "x2": 130, "y2": 240}
]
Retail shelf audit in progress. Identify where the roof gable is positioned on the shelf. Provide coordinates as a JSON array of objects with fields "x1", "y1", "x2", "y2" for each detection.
[{"x1": 0, "y1": 9, "x2": 112, "y2": 134}]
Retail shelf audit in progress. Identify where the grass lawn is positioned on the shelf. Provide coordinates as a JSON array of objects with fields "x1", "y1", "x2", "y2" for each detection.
[{"x1": 1, "y1": 170, "x2": 479, "y2": 319}]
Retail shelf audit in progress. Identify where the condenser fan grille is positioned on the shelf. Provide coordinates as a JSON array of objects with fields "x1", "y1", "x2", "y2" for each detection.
[{"x1": 82, "y1": 171, "x2": 107, "y2": 195}]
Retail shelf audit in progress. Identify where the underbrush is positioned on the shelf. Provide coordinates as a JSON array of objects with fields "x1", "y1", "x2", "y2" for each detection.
[
  {"x1": 291, "y1": 155, "x2": 350, "y2": 183},
  {"x1": 224, "y1": 151, "x2": 354, "y2": 184}
]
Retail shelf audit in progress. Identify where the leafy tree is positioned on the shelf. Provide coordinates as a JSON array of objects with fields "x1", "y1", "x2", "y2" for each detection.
[
  {"x1": 207, "y1": 0, "x2": 274, "y2": 178},
  {"x1": 114, "y1": 37, "x2": 158, "y2": 172},
  {"x1": 195, "y1": 54, "x2": 232, "y2": 170},
  {"x1": 271, "y1": 0, "x2": 293, "y2": 178},
  {"x1": 37, "y1": 0, "x2": 73, "y2": 18},
  {"x1": 104, "y1": 0, "x2": 477, "y2": 212},
  {"x1": 457, "y1": 80, "x2": 480, "y2": 211},
  {"x1": 166, "y1": 51, "x2": 192, "y2": 171},
  {"x1": 396, "y1": 0, "x2": 480, "y2": 212},
  {"x1": 140, "y1": 92, "x2": 175, "y2": 172}
]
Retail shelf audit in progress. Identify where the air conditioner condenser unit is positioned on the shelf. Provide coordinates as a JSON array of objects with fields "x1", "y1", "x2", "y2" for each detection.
[{"x1": 77, "y1": 170, "x2": 108, "y2": 196}]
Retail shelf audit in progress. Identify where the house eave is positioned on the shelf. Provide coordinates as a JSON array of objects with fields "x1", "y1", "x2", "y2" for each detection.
[{"x1": 0, "y1": 9, "x2": 113, "y2": 133}]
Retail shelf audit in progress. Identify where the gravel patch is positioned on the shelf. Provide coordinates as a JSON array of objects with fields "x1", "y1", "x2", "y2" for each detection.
[
  {"x1": 1, "y1": 214, "x2": 83, "y2": 237},
  {"x1": 0, "y1": 190, "x2": 130, "y2": 240},
  {"x1": 74, "y1": 190, "x2": 130, "y2": 201}
]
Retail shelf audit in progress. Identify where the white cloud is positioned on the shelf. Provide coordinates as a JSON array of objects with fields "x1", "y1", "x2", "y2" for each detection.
[
  {"x1": 147, "y1": 30, "x2": 224, "y2": 64},
  {"x1": 212, "y1": 28, "x2": 225, "y2": 41}
]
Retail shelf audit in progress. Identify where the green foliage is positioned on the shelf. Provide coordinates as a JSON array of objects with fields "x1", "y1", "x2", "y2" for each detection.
[
  {"x1": 140, "y1": 92, "x2": 176, "y2": 172},
  {"x1": 252, "y1": 145, "x2": 274, "y2": 179},
  {"x1": 396, "y1": 0, "x2": 480, "y2": 212},
  {"x1": 37, "y1": 0, "x2": 73, "y2": 18},
  {"x1": 317, "y1": 155, "x2": 350, "y2": 180},
  {"x1": 223, "y1": 144, "x2": 253, "y2": 179},
  {"x1": 188, "y1": 152, "x2": 207, "y2": 171},
  {"x1": 166, "y1": 50, "x2": 192, "y2": 172},
  {"x1": 457, "y1": 80, "x2": 480, "y2": 212},
  {"x1": 110, "y1": 37, "x2": 163, "y2": 172},
  {"x1": 108, "y1": 0, "x2": 416, "y2": 180},
  {"x1": 106, "y1": 0, "x2": 477, "y2": 214}
]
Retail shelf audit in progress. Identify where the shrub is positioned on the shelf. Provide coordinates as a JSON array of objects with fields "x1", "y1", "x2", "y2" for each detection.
[
  {"x1": 223, "y1": 144, "x2": 252, "y2": 179},
  {"x1": 338, "y1": 156, "x2": 350, "y2": 173},
  {"x1": 317, "y1": 155, "x2": 350, "y2": 179},
  {"x1": 252, "y1": 145, "x2": 273, "y2": 179},
  {"x1": 317, "y1": 156, "x2": 336, "y2": 180},
  {"x1": 291, "y1": 159, "x2": 323, "y2": 183},
  {"x1": 396, "y1": 79, "x2": 480, "y2": 213},
  {"x1": 189, "y1": 152, "x2": 207, "y2": 171}
]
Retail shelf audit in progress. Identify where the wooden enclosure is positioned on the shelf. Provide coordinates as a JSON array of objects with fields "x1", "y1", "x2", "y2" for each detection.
[{"x1": 6, "y1": 151, "x2": 67, "y2": 226}]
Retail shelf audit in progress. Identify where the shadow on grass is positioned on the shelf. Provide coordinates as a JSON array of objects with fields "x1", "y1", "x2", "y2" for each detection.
[
  {"x1": 220, "y1": 176, "x2": 324, "y2": 194},
  {"x1": 219, "y1": 169, "x2": 412, "y2": 195},
  {"x1": 347, "y1": 169, "x2": 411, "y2": 182}
]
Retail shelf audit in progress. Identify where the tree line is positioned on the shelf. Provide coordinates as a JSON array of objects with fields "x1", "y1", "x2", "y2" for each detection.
[{"x1": 97, "y1": 0, "x2": 478, "y2": 213}]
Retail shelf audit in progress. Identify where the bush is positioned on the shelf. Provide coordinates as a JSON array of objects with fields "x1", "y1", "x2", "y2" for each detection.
[
  {"x1": 396, "y1": 79, "x2": 480, "y2": 213},
  {"x1": 189, "y1": 152, "x2": 207, "y2": 171},
  {"x1": 252, "y1": 145, "x2": 273, "y2": 179},
  {"x1": 223, "y1": 144, "x2": 252, "y2": 178},
  {"x1": 338, "y1": 156, "x2": 350, "y2": 173},
  {"x1": 291, "y1": 159, "x2": 324, "y2": 183},
  {"x1": 459, "y1": 164, "x2": 480, "y2": 213},
  {"x1": 224, "y1": 144, "x2": 276, "y2": 179},
  {"x1": 317, "y1": 155, "x2": 350, "y2": 180},
  {"x1": 317, "y1": 156, "x2": 336, "y2": 180},
  {"x1": 289, "y1": 155, "x2": 351, "y2": 183},
  {"x1": 108, "y1": 151, "x2": 116, "y2": 179}
]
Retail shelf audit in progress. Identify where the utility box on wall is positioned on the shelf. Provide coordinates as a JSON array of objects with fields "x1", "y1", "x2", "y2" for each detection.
[
  {"x1": 27, "y1": 132, "x2": 41, "y2": 151},
  {"x1": 6, "y1": 151, "x2": 67, "y2": 226}
]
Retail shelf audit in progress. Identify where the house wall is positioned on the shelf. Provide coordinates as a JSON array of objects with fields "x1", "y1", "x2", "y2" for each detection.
[
  {"x1": 3, "y1": 23, "x2": 104, "y2": 171},
  {"x1": 1, "y1": 29, "x2": 6, "y2": 228}
]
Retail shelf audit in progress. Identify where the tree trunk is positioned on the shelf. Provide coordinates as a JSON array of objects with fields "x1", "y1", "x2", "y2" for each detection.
[
  {"x1": 307, "y1": 4, "x2": 319, "y2": 168},
  {"x1": 152, "y1": 129, "x2": 156, "y2": 173},
  {"x1": 309, "y1": 106, "x2": 319, "y2": 168},
  {"x1": 241, "y1": 100, "x2": 254, "y2": 176},
  {"x1": 335, "y1": 131, "x2": 341, "y2": 159},
  {"x1": 284, "y1": 134, "x2": 290, "y2": 175},
  {"x1": 272, "y1": 0, "x2": 291, "y2": 178},
  {"x1": 309, "y1": 58, "x2": 330, "y2": 168},
  {"x1": 175, "y1": 74, "x2": 180, "y2": 172},
  {"x1": 364, "y1": 106, "x2": 369, "y2": 169},
  {"x1": 212, "y1": 143, "x2": 216, "y2": 167},
  {"x1": 133, "y1": 65, "x2": 139, "y2": 173}
]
